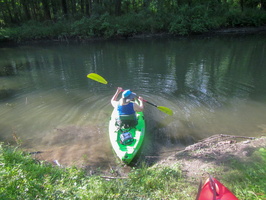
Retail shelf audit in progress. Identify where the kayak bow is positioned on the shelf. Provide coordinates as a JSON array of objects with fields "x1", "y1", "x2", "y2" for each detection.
[{"x1": 197, "y1": 176, "x2": 239, "y2": 200}]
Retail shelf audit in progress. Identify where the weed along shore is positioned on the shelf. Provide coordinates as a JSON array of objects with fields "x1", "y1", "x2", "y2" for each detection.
[{"x1": 1, "y1": 135, "x2": 265, "y2": 199}]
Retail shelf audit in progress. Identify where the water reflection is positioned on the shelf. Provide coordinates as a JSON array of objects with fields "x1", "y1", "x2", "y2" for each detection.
[{"x1": 0, "y1": 34, "x2": 266, "y2": 167}]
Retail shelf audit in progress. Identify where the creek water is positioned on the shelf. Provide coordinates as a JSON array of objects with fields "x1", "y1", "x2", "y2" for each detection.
[{"x1": 1, "y1": 34, "x2": 266, "y2": 167}]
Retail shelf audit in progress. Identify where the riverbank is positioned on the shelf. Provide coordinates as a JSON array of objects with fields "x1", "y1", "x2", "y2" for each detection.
[
  {"x1": 1, "y1": 11, "x2": 266, "y2": 46},
  {"x1": 156, "y1": 134, "x2": 266, "y2": 178},
  {"x1": 1, "y1": 135, "x2": 265, "y2": 199},
  {"x1": 1, "y1": 0, "x2": 266, "y2": 46},
  {"x1": 1, "y1": 25, "x2": 266, "y2": 50}
]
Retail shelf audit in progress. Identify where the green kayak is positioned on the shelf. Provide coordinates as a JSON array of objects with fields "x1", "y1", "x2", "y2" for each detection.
[{"x1": 109, "y1": 105, "x2": 145, "y2": 164}]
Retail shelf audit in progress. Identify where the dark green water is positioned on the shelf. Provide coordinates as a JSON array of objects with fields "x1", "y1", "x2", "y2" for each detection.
[{"x1": 1, "y1": 34, "x2": 266, "y2": 167}]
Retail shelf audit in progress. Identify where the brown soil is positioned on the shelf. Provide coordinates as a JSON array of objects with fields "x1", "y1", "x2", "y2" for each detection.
[{"x1": 155, "y1": 134, "x2": 266, "y2": 179}]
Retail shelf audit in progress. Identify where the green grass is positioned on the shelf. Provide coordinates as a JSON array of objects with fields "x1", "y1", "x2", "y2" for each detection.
[
  {"x1": 0, "y1": 143, "x2": 265, "y2": 199},
  {"x1": 0, "y1": 143, "x2": 192, "y2": 199},
  {"x1": 224, "y1": 148, "x2": 266, "y2": 200}
]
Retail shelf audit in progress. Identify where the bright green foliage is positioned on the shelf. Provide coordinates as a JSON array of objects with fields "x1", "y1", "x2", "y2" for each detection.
[
  {"x1": 0, "y1": 144, "x2": 85, "y2": 199},
  {"x1": 224, "y1": 148, "x2": 266, "y2": 200},
  {"x1": 0, "y1": 144, "x2": 193, "y2": 199},
  {"x1": 1, "y1": 144, "x2": 266, "y2": 199}
]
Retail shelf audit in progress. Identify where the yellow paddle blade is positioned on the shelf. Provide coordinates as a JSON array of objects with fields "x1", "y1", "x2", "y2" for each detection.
[
  {"x1": 87, "y1": 73, "x2": 108, "y2": 84},
  {"x1": 157, "y1": 106, "x2": 173, "y2": 116}
]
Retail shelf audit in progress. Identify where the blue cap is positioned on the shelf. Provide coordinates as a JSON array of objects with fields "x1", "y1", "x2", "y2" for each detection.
[{"x1": 122, "y1": 90, "x2": 136, "y2": 99}]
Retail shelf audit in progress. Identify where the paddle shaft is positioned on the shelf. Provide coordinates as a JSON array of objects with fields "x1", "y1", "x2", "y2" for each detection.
[
  {"x1": 143, "y1": 99, "x2": 159, "y2": 107},
  {"x1": 87, "y1": 73, "x2": 173, "y2": 115},
  {"x1": 120, "y1": 89, "x2": 156, "y2": 107}
]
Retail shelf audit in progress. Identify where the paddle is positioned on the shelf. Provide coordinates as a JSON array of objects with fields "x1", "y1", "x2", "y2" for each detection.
[{"x1": 87, "y1": 73, "x2": 173, "y2": 115}]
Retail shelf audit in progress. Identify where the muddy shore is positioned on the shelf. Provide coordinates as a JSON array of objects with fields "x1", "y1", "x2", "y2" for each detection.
[{"x1": 155, "y1": 134, "x2": 266, "y2": 180}]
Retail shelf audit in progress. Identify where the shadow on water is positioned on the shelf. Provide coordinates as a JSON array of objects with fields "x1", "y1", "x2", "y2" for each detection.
[
  {"x1": 0, "y1": 89, "x2": 16, "y2": 101},
  {"x1": 32, "y1": 125, "x2": 115, "y2": 168}
]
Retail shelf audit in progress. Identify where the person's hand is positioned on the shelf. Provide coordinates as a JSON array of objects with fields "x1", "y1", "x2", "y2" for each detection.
[
  {"x1": 117, "y1": 87, "x2": 123, "y2": 93},
  {"x1": 138, "y1": 96, "x2": 144, "y2": 101}
]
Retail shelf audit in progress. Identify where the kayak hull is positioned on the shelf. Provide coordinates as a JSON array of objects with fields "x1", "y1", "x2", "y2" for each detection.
[
  {"x1": 109, "y1": 109, "x2": 145, "y2": 164},
  {"x1": 198, "y1": 177, "x2": 238, "y2": 200}
]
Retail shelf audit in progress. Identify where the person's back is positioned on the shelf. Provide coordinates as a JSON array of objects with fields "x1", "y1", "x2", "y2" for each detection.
[
  {"x1": 117, "y1": 101, "x2": 135, "y2": 115},
  {"x1": 111, "y1": 88, "x2": 144, "y2": 127}
]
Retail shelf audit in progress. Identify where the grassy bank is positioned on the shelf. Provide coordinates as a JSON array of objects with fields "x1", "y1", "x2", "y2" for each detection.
[
  {"x1": 0, "y1": 143, "x2": 265, "y2": 199},
  {"x1": 1, "y1": 6, "x2": 266, "y2": 43}
]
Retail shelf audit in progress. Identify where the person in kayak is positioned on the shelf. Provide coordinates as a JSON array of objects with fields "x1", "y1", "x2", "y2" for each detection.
[{"x1": 111, "y1": 87, "x2": 144, "y2": 127}]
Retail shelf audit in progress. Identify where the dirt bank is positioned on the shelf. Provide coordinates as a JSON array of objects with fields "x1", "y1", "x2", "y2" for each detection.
[{"x1": 155, "y1": 134, "x2": 266, "y2": 179}]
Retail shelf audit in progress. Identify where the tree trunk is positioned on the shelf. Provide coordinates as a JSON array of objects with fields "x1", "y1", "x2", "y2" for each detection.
[
  {"x1": 62, "y1": 0, "x2": 68, "y2": 17},
  {"x1": 31, "y1": 0, "x2": 39, "y2": 20},
  {"x1": 51, "y1": 0, "x2": 59, "y2": 20},
  {"x1": 70, "y1": 0, "x2": 76, "y2": 16},
  {"x1": 85, "y1": 0, "x2": 92, "y2": 16},
  {"x1": 115, "y1": 0, "x2": 122, "y2": 16},
  {"x1": 42, "y1": 0, "x2": 52, "y2": 20},
  {"x1": 21, "y1": 0, "x2": 31, "y2": 21},
  {"x1": 10, "y1": 0, "x2": 20, "y2": 23},
  {"x1": 240, "y1": 0, "x2": 244, "y2": 11},
  {"x1": 261, "y1": 0, "x2": 266, "y2": 10},
  {"x1": 3, "y1": 1, "x2": 14, "y2": 23},
  {"x1": 81, "y1": 0, "x2": 85, "y2": 14}
]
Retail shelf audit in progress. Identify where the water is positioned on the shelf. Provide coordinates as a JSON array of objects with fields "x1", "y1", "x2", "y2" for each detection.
[{"x1": 1, "y1": 34, "x2": 266, "y2": 167}]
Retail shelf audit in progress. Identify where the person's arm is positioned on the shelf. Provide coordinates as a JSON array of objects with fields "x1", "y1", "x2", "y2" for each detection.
[
  {"x1": 134, "y1": 96, "x2": 144, "y2": 112},
  {"x1": 111, "y1": 87, "x2": 123, "y2": 107}
]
